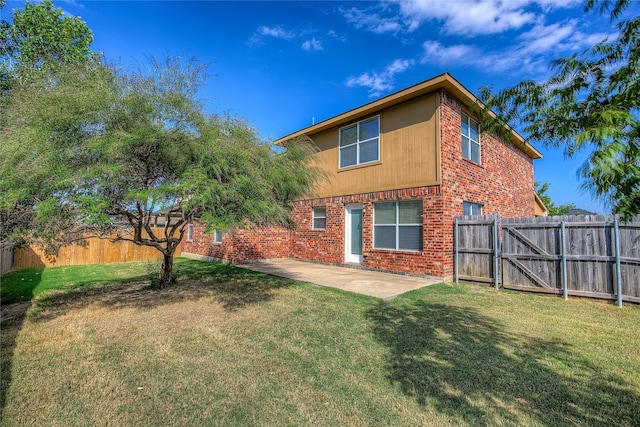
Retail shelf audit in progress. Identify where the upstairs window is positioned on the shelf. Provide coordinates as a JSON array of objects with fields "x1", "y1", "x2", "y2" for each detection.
[
  {"x1": 339, "y1": 116, "x2": 380, "y2": 168},
  {"x1": 214, "y1": 230, "x2": 223, "y2": 243},
  {"x1": 187, "y1": 223, "x2": 194, "y2": 241},
  {"x1": 463, "y1": 201, "x2": 482, "y2": 215},
  {"x1": 313, "y1": 207, "x2": 326, "y2": 230},
  {"x1": 374, "y1": 200, "x2": 423, "y2": 251},
  {"x1": 461, "y1": 113, "x2": 481, "y2": 163}
]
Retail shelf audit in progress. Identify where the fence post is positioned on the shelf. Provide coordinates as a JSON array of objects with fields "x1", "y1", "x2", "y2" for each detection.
[
  {"x1": 454, "y1": 217, "x2": 459, "y2": 283},
  {"x1": 614, "y1": 219, "x2": 623, "y2": 308},
  {"x1": 561, "y1": 221, "x2": 568, "y2": 301},
  {"x1": 493, "y1": 216, "x2": 499, "y2": 290}
]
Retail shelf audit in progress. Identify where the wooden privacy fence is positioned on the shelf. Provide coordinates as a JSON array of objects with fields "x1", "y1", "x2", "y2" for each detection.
[
  {"x1": 455, "y1": 214, "x2": 640, "y2": 306},
  {"x1": 11, "y1": 229, "x2": 182, "y2": 270},
  {"x1": 1, "y1": 245, "x2": 14, "y2": 276}
]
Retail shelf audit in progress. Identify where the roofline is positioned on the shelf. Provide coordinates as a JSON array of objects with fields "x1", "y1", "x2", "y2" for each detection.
[{"x1": 274, "y1": 72, "x2": 542, "y2": 160}]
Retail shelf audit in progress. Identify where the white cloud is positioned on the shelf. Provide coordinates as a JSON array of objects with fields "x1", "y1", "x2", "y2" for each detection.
[
  {"x1": 519, "y1": 21, "x2": 579, "y2": 53},
  {"x1": 248, "y1": 25, "x2": 297, "y2": 46},
  {"x1": 346, "y1": 59, "x2": 415, "y2": 97},
  {"x1": 340, "y1": 0, "x2": 582, "y2": 37},
  {"x1": 302, "y1": 38, "x2": 323, "y2": 51},
  {"x1": 398, "y1": 0, "x2": 537, "y2": 36},
  {"x1": 420, "y1": 19, "x2": 615, "y2": 76},
  {"x1": 248, "y1": 26, "x2": 329, "y2": 51},
  {"x1": 59, "y1": 0, "x2": 84, "y2": 8},
  {"x1": 339, "y1": 5, "x2": 403, "y2": 34},
  {"x1": 386, "y1": 58, "x2": 414, "y2": 74},
  {"x1": 422, "y1": 41, "x2": 474, "y2": 63},
  {"x1": 420, "y1": 41, "x2": 547, "y2": 75},
  {"x1": 534, "y1": 0, "x2": 582, "y2": 11},
  {"x1": 521, "y1": 22, "x2": 612, "y2": 53}
]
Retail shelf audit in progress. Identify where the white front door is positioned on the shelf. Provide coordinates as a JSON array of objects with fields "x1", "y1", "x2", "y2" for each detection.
[{"x1": 345, "y1": 204, "x2": 363, "y2": 264}]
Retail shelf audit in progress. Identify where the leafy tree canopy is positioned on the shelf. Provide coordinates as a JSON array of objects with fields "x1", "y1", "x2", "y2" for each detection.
[
  {"x1": 1, "y1": 0, "x2": 102, "y2": 243},
  {"x1": 1, "y1": 55, "x2": 320, "y2": 287},
  {"x1": 1, "y1": 0, "x2": 97, "y2": 96},
  {"x1": 479, "y1": 0, "x2": 639, "y2": 219}
]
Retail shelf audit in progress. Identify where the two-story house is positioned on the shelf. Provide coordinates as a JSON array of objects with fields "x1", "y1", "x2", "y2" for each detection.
[{"x1": 184, "y1": 73, "x2": 542, "y2": 280}]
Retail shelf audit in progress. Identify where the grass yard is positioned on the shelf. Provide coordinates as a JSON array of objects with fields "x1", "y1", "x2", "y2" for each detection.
[{"x1": 1, "y1": 258, "x2": 639, "y2": 426}]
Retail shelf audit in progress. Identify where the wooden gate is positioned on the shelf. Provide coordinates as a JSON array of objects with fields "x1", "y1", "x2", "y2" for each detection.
[
  {"x1": 501, "y1": 218, "x2": 561, "y2": 292},
  {"x1": 454, "y1": 215, "x2": 499, "y2": 287}
]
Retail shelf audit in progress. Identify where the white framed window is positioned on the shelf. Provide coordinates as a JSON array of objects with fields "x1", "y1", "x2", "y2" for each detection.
[
  {"x1": 463, "y1": 201, "x2": 482, "y2": 215},
  {"x1": 374, "y1": 200, "x2": 423, "y2": 251},
  {"x1": 313, "y1": 207, "x2": 326, "y2": 230},
  {"x1": 187, "y1": 223, "x2": 194, "y2": 241},
  {"x1": 214, "y1": 230, "x2": 223, "y2": 243},
  {"x1": 339, "y1": 116, "x2": 380, "y2": 168},
  {"x1": 461, "y1": 112, "x2": 481, "y2": 163}
]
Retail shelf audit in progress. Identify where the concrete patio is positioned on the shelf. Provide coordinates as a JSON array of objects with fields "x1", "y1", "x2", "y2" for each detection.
[{"x1": 238, "y1": 258, "x2": 442, "y2": 301}]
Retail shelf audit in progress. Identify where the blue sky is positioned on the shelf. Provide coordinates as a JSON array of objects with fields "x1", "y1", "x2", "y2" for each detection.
[{"x1": 3, "y1": 0, "x2": 623, "y2": 213}]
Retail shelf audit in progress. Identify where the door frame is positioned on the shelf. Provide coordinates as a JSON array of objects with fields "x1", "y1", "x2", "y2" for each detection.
[{"x1": 345, "y1": 204, "x2": 363, "y2": 264}]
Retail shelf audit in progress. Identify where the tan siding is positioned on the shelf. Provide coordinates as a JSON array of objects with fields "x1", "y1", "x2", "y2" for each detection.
[{"x1": 310, "y1": 94, "x2": 439, "y2": 198}]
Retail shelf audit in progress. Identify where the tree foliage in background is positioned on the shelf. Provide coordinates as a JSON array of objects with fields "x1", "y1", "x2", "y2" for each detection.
[
  {"x1": 535, "y1": 182, "x2": 576, "y2": 216},
  {"x1": 0, "y1": 0, "x2": 97, "y2": 96},
  {"x1": 479, "y1": 0, "x2": 639, "y2": 219},
  {"x1": 0, "y1": 0, "x2": 101, "y2": 244}
]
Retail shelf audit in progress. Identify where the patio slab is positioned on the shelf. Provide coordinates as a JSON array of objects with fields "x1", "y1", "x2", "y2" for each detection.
[{"x1": 238, "y1": 258, "x2": 442, "y2": 301}]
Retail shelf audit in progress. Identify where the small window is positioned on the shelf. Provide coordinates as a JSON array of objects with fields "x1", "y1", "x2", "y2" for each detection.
[
  {"x1": 214, "y1": 230, "x2": 223, "y2": 243},
  {"x1": 374, "y1": 200, "x2": 423, "y2": 251},
  {"x1": 313, "y1": 207, "x2": 326, "y2": 230},
  {"x1": 339, "y1": 116, "x2": 380, "y2": 168},
  {"x1": 187, "y1": 223, "x2": 194, "y2": 241},
  {"x1": 461, "y1": 112, "x2": 481, "y2": 163},
  {"x1": 463, "y1": 202, "x2": 482, "y2": 215}
]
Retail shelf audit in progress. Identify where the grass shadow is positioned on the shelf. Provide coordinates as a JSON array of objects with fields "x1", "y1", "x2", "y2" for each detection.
[
  {"x1": 1, "y1": 268, "x2": 42, "y2": 420},
  {"x1": 1, "y1": 258, "x2": 297, "y2": 419},
  {"x1": 0, "y1": 268, "x2": 45, "y2": 305},
  {"x1": 0, "y1": 310, "x2": 28, "y2": 420},
  {"x1": 366, "y1": 299, "x2": 639, "y2": 426},
  {"x1": 24, "y1": 259, "x2": 297, "y2": 322}
]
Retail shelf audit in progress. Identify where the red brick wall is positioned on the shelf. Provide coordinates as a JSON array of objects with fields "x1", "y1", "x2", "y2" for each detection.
[
  {"x1": 290, "y1": 198, "x2": 345, "y2": 264},
  {"x1": 436, "y1": 90, "x2": 535, "y2": 277},
  {"x1": 289, "y1": 186, "x2": 452, "y2": 277},
  {"x1": 439, "y1": 91, "x2": 535, "y2": 218},
  {"x1": 182, "y1": 221, "x2": 291, "y2": 264}
]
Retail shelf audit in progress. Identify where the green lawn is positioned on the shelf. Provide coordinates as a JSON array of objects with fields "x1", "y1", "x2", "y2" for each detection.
[
  {"x1": 0, "y1": 261, "x2": 152, "y2": 305},
  {"x1": 1, "y1": 258, "x2": 639, "y2": 426}
]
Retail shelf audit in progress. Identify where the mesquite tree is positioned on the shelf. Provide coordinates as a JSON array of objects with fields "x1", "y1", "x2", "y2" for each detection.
[{"x1": 1, "y1": 56, "x2": 319, "y2": 287}]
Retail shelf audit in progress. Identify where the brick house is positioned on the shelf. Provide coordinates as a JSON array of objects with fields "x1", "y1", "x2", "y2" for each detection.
[{"x1": 183, "y1": 73, "x2": 541, "y2": 280}]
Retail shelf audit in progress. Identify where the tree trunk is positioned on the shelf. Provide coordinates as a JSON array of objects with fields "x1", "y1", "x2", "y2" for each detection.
[{"x1": 158, "y1": 252, "x2": 175, "y2": 288}]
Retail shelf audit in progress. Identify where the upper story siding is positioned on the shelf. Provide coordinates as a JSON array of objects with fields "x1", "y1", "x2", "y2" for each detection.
[{"x1": 309, "y1": 93, "x2": 440, "y2": 198}]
